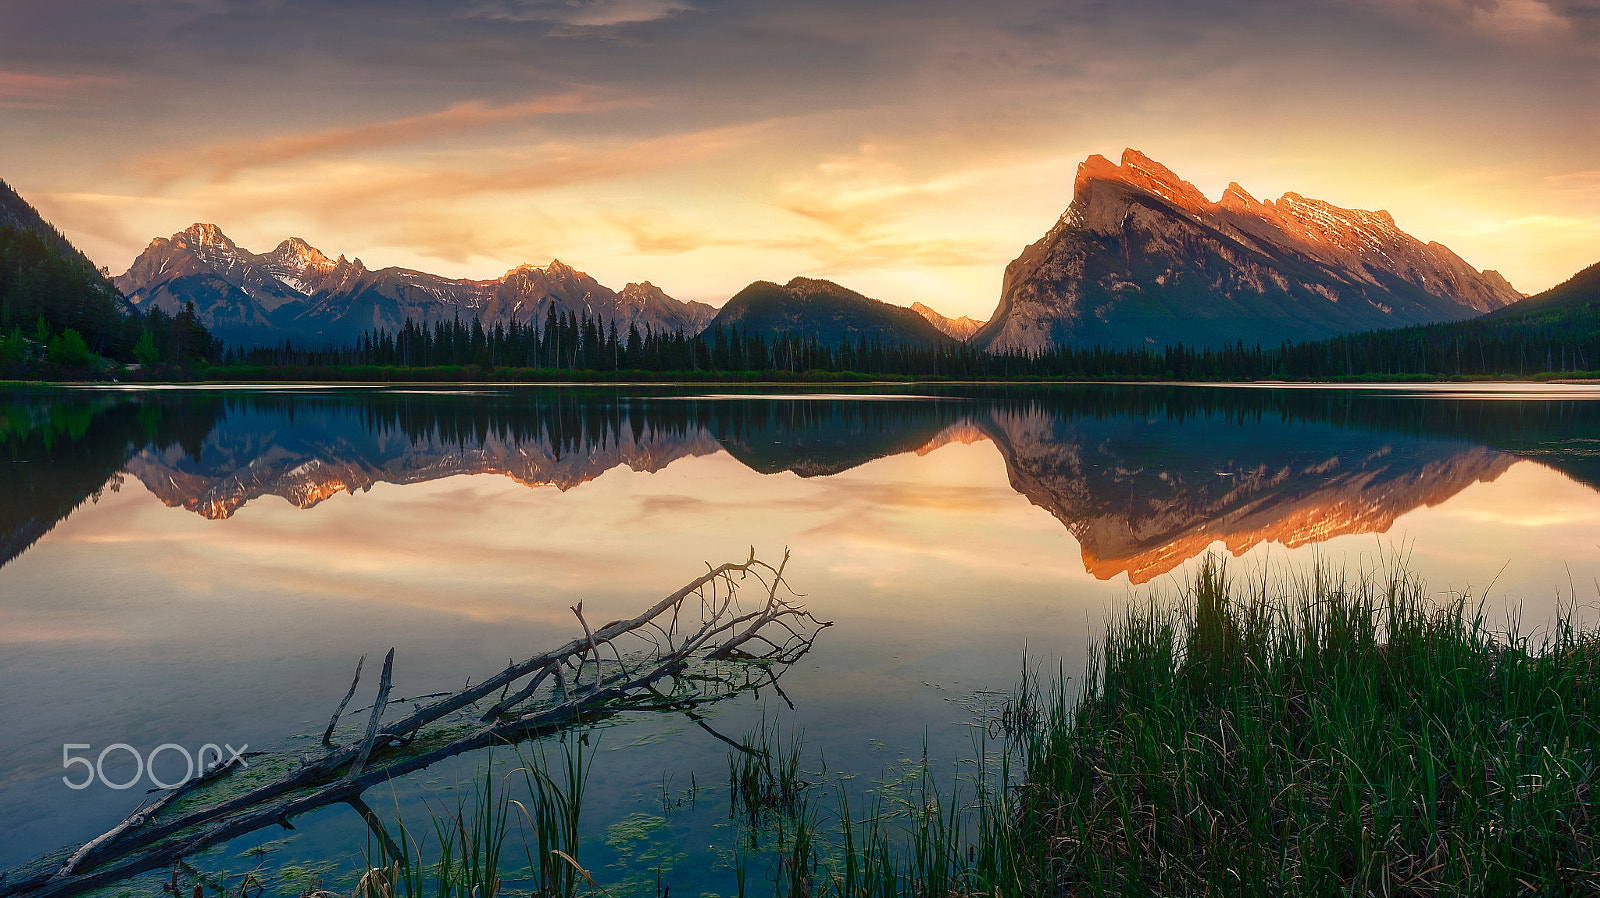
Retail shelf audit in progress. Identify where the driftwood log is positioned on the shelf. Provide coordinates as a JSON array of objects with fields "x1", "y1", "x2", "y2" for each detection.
[{"x1": 1, "y1": 550, "x2": 827, "y2": 898}]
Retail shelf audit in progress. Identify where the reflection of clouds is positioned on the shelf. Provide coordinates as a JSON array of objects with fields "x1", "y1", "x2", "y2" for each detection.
[
  {"x1": 776, "y1": 445, "x2": 1089, "y2": 592},
  {"x1": 1431, "y1": 461, "x2": 1600, "y2": 529},
  {"x1": 0, "y1": 614, "x2": 134, "y2": 645},
  {"x1": 634, "y1": 494, "x2": 713, "y2": 517}
]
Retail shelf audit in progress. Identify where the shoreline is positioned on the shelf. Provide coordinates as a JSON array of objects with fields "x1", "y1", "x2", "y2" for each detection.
[{"x1": 7, "y1": 373, "x2": 1600, "y2": 389}]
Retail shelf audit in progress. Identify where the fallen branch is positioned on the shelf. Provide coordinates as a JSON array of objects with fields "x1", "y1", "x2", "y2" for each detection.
[{"x1": 3, "y1": 550, "x2": 828, "y2": 898}]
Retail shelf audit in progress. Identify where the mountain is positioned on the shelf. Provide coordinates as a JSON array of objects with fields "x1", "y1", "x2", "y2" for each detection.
[
  {"x1": 911, "y1": 302, "x2": 985, "y2": 341},
  {"x1": 115, "y1": 224, "x2": 717, "y2": 347},
  {"x1": 1, "y1": 179, "x2": 141, "y2": 362},
  {"x1": 1269, "y1": 256, "x2": 1600, "y2": 379},
  {"x1": 1486, "y1": 260, "x2": 1600, "y2": 320},
  {"x1": 974, "y1": 149, "x2": 1523, "y2": 353},
  {"x1": 706, "y1": 277, "x2": 949, "y2": 348},
  {"x1": 1, "y1": 180, "x2": 109, "y2": 279}
]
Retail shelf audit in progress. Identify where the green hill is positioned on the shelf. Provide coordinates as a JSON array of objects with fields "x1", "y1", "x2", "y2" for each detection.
[
  {"x1": 1, "y1": 178, "x2": 218, "y2": 375},
  {"x1": 0, "y1": 179, "x2": 133, "y2": 358},
  {"x1": 706, "y1": 277, "x2": 949, "y2": 348},
  {"x1": 1265, "y1": 258, "x2": 1600, "y2": 379},
  {"x1": 1485, "y1": 261, "x2": 1600, "y2": 322}
]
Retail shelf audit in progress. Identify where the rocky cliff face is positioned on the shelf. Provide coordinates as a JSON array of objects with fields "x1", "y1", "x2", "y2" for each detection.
[
  {"x1": 115, "y1": 224, "x2": 715, "y2": 347},
  {"x1": 974, "y1": 149, "x2": 1523, "y2": 353},
  {"x1": 910, "y1": 302, "x2": 985, "y2": 341}
]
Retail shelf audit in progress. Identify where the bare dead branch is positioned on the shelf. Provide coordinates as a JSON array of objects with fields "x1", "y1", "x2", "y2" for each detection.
[
  {"x1": 2, "y1": 552, "x2": 825, "y2": 898},
  {"x1": 322, "y1": 654, "x2": 366, "y2": 746}
]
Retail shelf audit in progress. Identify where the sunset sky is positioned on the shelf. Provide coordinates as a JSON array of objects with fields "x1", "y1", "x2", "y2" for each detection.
[{"x1": 2, "y1": 0, "x2": 1597, "y2": 319}]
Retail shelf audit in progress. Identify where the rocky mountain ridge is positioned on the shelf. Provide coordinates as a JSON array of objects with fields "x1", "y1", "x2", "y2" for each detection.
[
  {"x1": 911, "y1": 302, "x2": 985, "y2": 341},
  {"x1": 115, "y1": 224, "x2": 718, "y2": 347},
  {"x1": 974, "y1": 149, "x2": 1523, "y2": 353}
]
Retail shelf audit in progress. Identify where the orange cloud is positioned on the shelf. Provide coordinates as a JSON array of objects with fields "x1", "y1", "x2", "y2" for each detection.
[
  {"x1": 288, "y1": 120, "x2": 762, "y2": 210},
  {"x1": 1545, "y1": 170, "x2": 1600, "y2": 198},
  {"x1": 137, "y1": 91, "x2": 631, "y2": 184},
  {"x1": 607, "y1": 214, "x2": 713, "y2": 255},
  {"x1": 0, "y1": 69, "x2": 116, "y2": 108}
]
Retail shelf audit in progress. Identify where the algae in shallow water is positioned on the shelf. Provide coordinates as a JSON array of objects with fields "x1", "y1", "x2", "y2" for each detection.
[{"x1": 605, "y1": 812, "x2": 668, "y2": 852}]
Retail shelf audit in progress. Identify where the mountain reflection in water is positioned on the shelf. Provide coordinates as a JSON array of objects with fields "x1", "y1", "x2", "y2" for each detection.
[{"x1": 3, "y1": 385, "x2": 1597, "y2": 582}]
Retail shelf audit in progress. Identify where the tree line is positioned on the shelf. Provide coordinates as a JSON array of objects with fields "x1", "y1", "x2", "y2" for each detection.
[
  {"x1": 226, "y1": 300, "x2": 1600, "y2": 381},
  {"x1": 231, "y1": 306, "x2": 990, "y2": 377},
  {"x1": 1, "y1": 224, "x2": 219, "y2": 377}
]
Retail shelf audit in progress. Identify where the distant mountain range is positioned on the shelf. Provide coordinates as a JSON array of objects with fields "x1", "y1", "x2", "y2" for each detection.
[
  {"x1": 114, "y1": 224, "x2": 717, "y2": 347},
  {"x1": 67, "y1": 146, "x2": 1600, "y2": 356},
  {"x1": 973, "y1": 149, "x2": 1524, "y2": 352}
]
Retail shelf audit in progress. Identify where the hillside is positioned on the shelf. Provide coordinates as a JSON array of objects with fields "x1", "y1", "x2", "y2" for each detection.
[{"x1": 708, "y1": 277, "x2": 949, "y2": 348}]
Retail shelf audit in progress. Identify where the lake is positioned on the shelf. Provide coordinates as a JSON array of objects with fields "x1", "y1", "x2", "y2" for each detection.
[{"x1": 3, "y1": 382, "x2": 1599, "y2": 893}]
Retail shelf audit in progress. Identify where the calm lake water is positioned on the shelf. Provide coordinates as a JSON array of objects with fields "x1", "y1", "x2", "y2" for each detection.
[{"x1": 3, "y1": 382, "x2": 1599, "y2": 892}]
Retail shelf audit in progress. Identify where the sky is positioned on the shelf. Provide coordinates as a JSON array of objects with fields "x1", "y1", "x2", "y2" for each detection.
[{"x1": 1, "y1": 0, "x2": 1597, "y2": 320}]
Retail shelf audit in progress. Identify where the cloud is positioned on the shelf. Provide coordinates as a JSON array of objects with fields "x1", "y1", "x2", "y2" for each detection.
[
  {"x1": 1446, "y1": 212, "x2": 1600, "y2": 293},
  {"x1": 318, "y1": 119, "x2": 759, "y2": 205},
  {"x1": 119, "y1": 120, "x2": 769, "y2": 268},
  {"x1": 1473, "y1": 0, "x2": 1575, "y2": 34},
  {"x1": 466, "y1": 0, "x2": 697, "y2": 28},
  {"x1": 602, "y1": 202, "x2": 1003, "y2": 273},
  {"x1": 136, "y1": 91, "x2": 626, "y2": 184},
  {"x1": 0, "y1": 69, "x2": 116, "y2": 109},
  {"x1": 21, "y1": 191, "x2": 167, "y2": 269},
  {"x1": 1346, "y1": 0, "x2": 1589, "y2": 46},
  {"x1": 607, "y1": 214, "x2": 713, "y2": 255},
  {"x1": 762, "y1": 144, "x2": 1060, "y2": 270},
  {"x1": 1545, "y1": 169, "x2": 1600, "y2": 198}
]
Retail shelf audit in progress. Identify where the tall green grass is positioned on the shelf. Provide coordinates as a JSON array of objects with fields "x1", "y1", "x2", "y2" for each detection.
[
  {"x1": 357, "y1": 733, "x2": 595, "y2": 898},
  {"x1": 727, "y1": 716, "x2": 1030, "y2": 898},
  {"x1": 732, "y1": 559, "x2": 1599, "y2": 897},
  {"x1": 1021, "y1": 559, "x2": 1599, "y2": 895},
  {"x1": 330, "y1": 559, "x2": 1598, "y2": 897}
]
